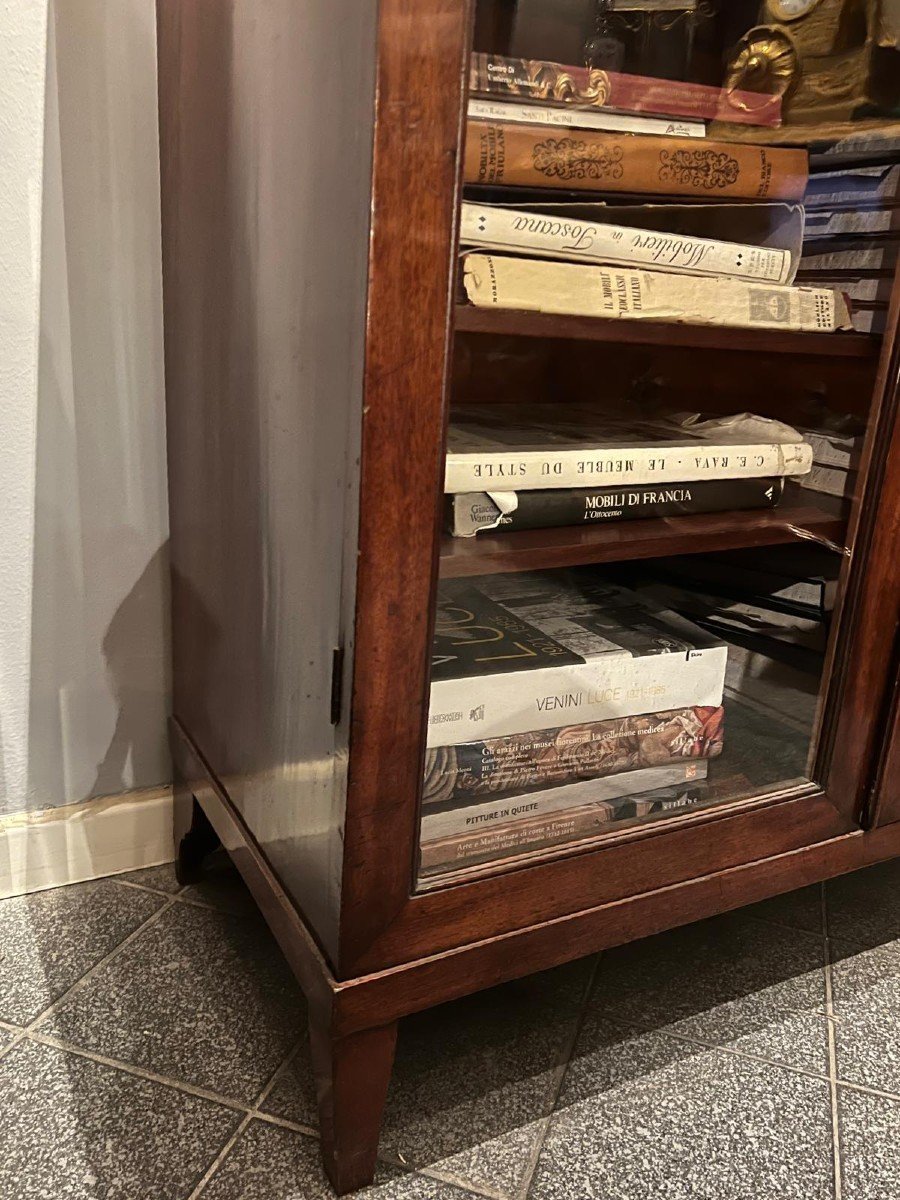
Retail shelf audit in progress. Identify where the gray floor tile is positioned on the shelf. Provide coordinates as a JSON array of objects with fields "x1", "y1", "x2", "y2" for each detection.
[
  {"x1": 827, "y1": 861, "x2": 900, "y2": 949},
  {"x1": 40, "y1": 901, "x2": 305, "y2": 1105},
  {"x1": 745, "y1": 883, "x2": 824, "y2": 936},
  {"x1": 0, "y1": 1025, "x2": 17, "y2": 1053},
  {"x1": 839, "y1": 1084, "x2": 900, "y2": 1200},
  {"x1": 258, "y1": 1039, "x2": 318, "y2": 1128},
  {"x1": 0, "y1": 880, "x2": 165, "y2": 1025},
  {"x1": 114, "y1": 863, "x2": 182, "y2": 895},
  {"x1": 831, "y1": 938, "x2": 900, "y2": 1094},
  {"x1": 0, "y1": 1038, "x2": 238, "y2": 1200},
  {"x1": 587, "y1": 911, "x2": 830, "y2": 1072},
  {"x1": 375, "y1": 960, "x2": 595, "y2": 1198},
  {"x1": 532, "y1": 1018, "x2": 833, "y2": 1200},
  {"x1": 203, "y1": 1119, "x2": 479, "y2": 1200},
  {"x1": 262, "y1": 962, "x2": 594, "y2": 1196}
]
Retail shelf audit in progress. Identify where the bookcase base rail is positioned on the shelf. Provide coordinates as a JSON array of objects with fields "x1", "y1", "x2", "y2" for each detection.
[{"x1": 173, "y1": 716, "x2": 900, "y2": 1193}]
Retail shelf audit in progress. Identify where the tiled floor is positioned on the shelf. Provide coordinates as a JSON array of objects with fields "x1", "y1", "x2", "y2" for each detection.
[{"x1": 3, "y1": 859, "x2": 900, "y2": 1200}]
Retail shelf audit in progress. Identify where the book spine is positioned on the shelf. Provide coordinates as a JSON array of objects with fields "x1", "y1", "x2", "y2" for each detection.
[
  {"x1": 461, "y1": 253, "x2": 850, "y2": 339},
  {"x1": 448, "y1": 477, "x2": 784, "y2": 536},
  {"x1": 423, "y1": 706, "x2": 722, "y2": 814},
  {"x1": 460, "y1": 203, "x2": 793, "y2": 284},
  {"x1": 800, "y1": 431, "x2": 858, "y2": 470},
  {"x1": 420, "y1": 782, "x2": 714, "y2": 872},
  {"x1": 427, "y1": 643, "x2": 728, "y2": 747},
  {"x1": 468, "y1": 54, "x2": 782, "y2": 128},
  {"x1": 467, "y1": 97, "x2": 706, "y2": 139},
  {"x1": 805, "y1": 209, "x2": 900, "y2": 236},
  {"x1": 421, "y1": 758, "x2": 708, "y2": 842},
  {"x1": 797, "y1": 464, "x2": 854, "y2": 498},
  {"x1": 420, "y1": 800, "x2": 650, "y2": 872},
  {"x1": 463, "y1": 123, "x2": 807, "y2": 200}
]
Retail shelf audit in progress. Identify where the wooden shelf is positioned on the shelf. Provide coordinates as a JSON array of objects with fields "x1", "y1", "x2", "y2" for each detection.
[
  {"x1": 454, "y1": 305, "x2": 878, "y2": 359},
  {"x1": 440, "y1": 489, "x2": 848, "y2": 578}
]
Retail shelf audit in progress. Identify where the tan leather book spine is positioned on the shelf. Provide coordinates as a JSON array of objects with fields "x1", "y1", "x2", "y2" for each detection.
[{"x1": 464, "y1": 122, "x2": 808, "y2": 201}]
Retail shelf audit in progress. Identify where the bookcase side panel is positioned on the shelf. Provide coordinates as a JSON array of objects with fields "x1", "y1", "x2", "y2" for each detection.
[
  {"x1": 871, "y1": 681, "x2": 900, "y2": 825},
  {"x1": 156, "y1": 0, "x2": 377, "y2": 964}
]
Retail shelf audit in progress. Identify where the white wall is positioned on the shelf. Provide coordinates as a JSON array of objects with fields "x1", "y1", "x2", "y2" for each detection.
[{"x1": 0, "y1": 0, "x2": 170, "y2": 817}]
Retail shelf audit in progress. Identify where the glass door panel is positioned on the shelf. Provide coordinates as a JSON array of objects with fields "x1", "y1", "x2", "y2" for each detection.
[{"x1": 416, "y1": 0, "x2": 900, "y2": 886}]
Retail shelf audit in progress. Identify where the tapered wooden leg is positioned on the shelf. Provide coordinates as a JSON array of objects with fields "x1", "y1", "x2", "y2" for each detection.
[
  {"x1": 308, "y1": 1010, "x2": 398, "y2": 1195},
  {"x1": 174, "y1": 783, "x2": 220, "y2": 885}
]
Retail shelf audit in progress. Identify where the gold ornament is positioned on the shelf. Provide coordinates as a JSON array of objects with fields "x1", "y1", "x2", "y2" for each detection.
[{"x1": 724, "y1": 26, "x2": 800, "y2": 109}]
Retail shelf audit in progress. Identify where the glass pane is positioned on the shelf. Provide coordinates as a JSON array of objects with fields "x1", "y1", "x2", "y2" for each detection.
[{"x1": 416, "y1": 0, "x2": 899, "y2": 886}]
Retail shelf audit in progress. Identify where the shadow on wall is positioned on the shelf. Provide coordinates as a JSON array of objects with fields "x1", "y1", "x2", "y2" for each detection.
[{"x1": 19, "y1": 0, "x2": 171, "y2": 818}]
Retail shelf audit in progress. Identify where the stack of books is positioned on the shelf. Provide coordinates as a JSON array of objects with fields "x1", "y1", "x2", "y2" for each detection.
[
  {"x1": 422, "y1": 571, "x2": 728, "y2": 874},
  {"x1": 445, "y1": 405, "x2": 813, "y2": 538},
  {"x1": 459, "y1": 52, "x2": 854, "y2": 336},
  {"x1": 799, "y1": 134, "x2": 900, "y2": 334},
  {"x1": 796, "y1": 425, "x2": 863, "y2": 500}
]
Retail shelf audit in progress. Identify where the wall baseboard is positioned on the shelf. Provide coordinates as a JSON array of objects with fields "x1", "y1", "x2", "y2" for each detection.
[{"x1": 0, "y1": 786, "x2": 175, "y2": 899}]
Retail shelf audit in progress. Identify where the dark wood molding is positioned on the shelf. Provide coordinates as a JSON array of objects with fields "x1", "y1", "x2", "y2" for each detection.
[
  {"x1": 455, "y1": 305, "x2": 879, "y2": 358},
  {"x1": 870, "y1": 678, "x2": 900, "y2": 826},
  {"x1": 338, "y1": 0, "x2": 473, "y2": 972}
]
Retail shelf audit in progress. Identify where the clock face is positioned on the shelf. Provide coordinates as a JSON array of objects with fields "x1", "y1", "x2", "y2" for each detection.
[{"x1": 770, "y1": 0, "x2": 823, "y2": 19}]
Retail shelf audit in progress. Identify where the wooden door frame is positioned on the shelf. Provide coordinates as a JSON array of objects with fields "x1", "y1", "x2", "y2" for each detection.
[
  {"x1": 337, "y1": 0, "x2": 473, "y2": 974},
  {"x1": 870, "y1": 674, "x2": 900, "y2": 825},
  {"x1": 337, "y1": 0, "x2": 900, "y2": 979}
]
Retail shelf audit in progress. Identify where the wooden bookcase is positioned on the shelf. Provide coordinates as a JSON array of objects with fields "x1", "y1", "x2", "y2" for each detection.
[{"x1": 157, "y1": 0, "x2": 900, "y2": 1192}]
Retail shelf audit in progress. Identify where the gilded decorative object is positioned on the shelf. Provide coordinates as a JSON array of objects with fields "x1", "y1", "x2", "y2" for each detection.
[
  {"x1": 769, "y1": 0, "x2": 825, "y2": 19},
  {"x1": 724, "y1": 26, "x2": 800, "y2": 110},
  {"x1": 750, "y1": 0, "x2": 898, "y2": 123}
]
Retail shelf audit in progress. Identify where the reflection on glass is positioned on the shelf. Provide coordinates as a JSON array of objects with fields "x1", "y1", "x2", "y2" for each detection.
[{"x1": 418, "y1": 0, "x2": 898, "y2": 885}]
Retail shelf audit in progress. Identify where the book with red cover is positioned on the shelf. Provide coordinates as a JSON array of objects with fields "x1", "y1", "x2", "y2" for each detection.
[{"x1": 470, "y1": 53, "x2": 783, "y2": 129}]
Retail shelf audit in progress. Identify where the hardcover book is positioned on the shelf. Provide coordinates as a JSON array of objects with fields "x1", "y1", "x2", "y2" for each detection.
[
  {"x1": 464, "y1": 122, "x2": 807, "y2": 200},
  {"x1": 468, "y1": 53, "x2": 783, "y2": 128},
  {"x1": 467, "y1": 97, "x2": 706, "y2": 140},
  {"x1": 427, "y1": 573, "x2": 728, "y2": 747},
  {"x1": 446, "y1": 477, "x2": 784, "y2": 537},
  {"x1": 460, "y1": 202, "x2": 795, "y2": 284},
  {"x1": 804, "y1": 163, "x2": 900, "y2": 210},
  {"x1": 423, "y1": 704, "x2": 722, "y2": 809},
  {"x1": 798, "y1": 428, "x2": 862, "y2": 471},
  {"x1": 797, "y1": 463, "x2": 855, "y2": 498},
  {"x1": 461, "y1": 253, "x2": 852, "y2": 334},
  {"x1": 419, "y1": 770, "x2": 736, "y2": 874},
  {"x1": 421, "y1": 758, "x2": 709, "y2": 843},
  {"x1": 445, "y1": 406, "x2": 813, "y2": 494}
]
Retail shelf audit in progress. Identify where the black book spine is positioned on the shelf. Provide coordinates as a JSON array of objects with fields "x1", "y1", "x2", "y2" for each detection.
[{"x1": 451, "y1": 477, "x2": 784, "y2": 537}]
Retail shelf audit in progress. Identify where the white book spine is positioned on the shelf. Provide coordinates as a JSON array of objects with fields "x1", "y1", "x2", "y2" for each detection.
[
  {"x1": 427, "y1": 645, "x2": 727, "y2": 747},
  {"x1": 421, "y1": 760, "x2": 707, "y2": 842},
  {"x1": 461, "y1": 204, "x2": 792, "y2": 284},
  {"x1": 445, "y1": 441, "x2": 812, "y2": 493},
  {"x1": 467, "y1": 97, "x2": 706, "y2": 139},
  {"x1": 462, "y1": 253, "x2": 852, "y2": 335}
]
